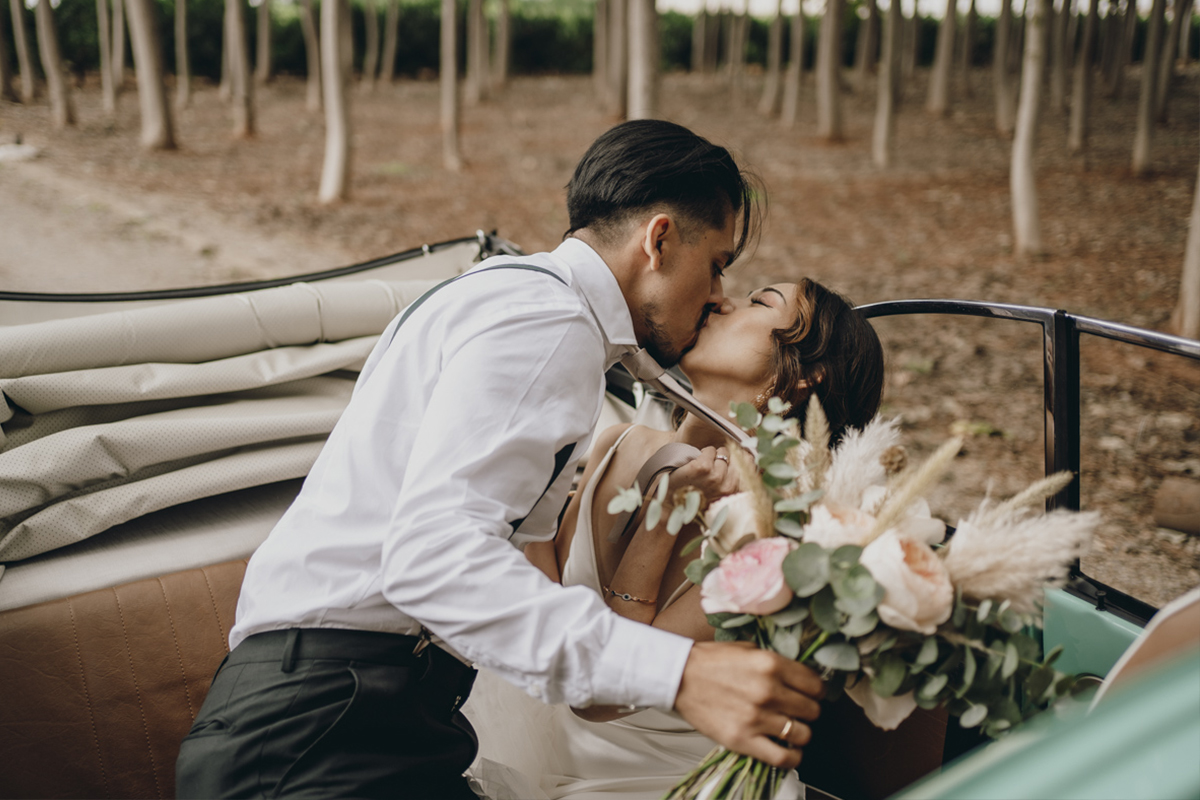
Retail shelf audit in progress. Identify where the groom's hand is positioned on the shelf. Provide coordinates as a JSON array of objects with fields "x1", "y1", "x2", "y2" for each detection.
[{"x1": 673, "y1": 641, "x2": 824, "y2": 769}]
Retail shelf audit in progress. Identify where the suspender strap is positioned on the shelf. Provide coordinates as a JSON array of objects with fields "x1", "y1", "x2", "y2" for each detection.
[
  {"x1": 387, "y1": 263, "x2": 567, "y2": 347},
  {"x1": 383, "y1": 262, "x2": 574, "y2": 538},
  {"x1": 606, "y1": 442, "x2": 702, "y2": 543}
]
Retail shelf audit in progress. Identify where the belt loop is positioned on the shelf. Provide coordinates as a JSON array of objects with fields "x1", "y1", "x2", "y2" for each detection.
[{"x1": 281, "y1": 628, "x2": 300, "y2": 673}]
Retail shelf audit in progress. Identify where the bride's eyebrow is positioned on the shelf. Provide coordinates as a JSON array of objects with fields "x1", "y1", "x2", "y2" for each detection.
[{"x1": 757, "y1": 287, "x2": 787, "y2": 303}]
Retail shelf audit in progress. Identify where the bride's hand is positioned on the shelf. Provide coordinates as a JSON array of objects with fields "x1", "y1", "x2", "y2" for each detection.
[{"x1": 670, "y1": 446, "x2": 739, "y2": 502}]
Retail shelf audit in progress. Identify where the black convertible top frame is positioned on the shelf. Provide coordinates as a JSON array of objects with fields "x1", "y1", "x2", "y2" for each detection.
[{"x1": 858, "y1": 299, "x2": 1200, "y2": 626}]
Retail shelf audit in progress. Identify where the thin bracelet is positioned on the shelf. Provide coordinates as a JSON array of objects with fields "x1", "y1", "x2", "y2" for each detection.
[{"x1": 602, "y1": 585, "x2": 656, "y2": 605}]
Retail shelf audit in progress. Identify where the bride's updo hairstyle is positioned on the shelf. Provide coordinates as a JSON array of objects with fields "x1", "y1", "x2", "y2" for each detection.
[{"x1": 767, "y1": 278, "x2": 884, "y2": 444}]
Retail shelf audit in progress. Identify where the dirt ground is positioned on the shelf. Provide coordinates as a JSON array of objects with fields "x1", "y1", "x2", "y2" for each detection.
[{"x1": 1, "y1": 66, "x2": 1198, "y2": 607}]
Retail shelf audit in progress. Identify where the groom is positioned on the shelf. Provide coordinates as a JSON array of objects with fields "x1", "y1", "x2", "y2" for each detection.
[{"x1": 176, "y1": 120, "x2": 825, "y2": 799}]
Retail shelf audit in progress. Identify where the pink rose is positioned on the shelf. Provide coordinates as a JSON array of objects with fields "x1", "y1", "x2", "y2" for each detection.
[
  {"x1": 859, "y1": 531, "x2": 954, "y2": 635},
  {"x1": 700, "y1": 537, "x2": 796, "y2": 616}
]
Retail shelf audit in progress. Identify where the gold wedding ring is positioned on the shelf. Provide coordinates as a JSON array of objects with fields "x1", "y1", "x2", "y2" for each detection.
[{"x1": 779, "y1": 718, "x2": 794, "y2": 740}]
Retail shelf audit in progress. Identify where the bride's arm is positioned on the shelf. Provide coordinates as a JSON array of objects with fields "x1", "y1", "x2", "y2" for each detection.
[{"x1": 523, "y1": 423, "x2": 633, "y2": 583}]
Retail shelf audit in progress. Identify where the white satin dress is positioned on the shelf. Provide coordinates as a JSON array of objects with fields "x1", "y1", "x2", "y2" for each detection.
[{"x1": 463, "y1": 427, "x2": 804, "y2": 800}]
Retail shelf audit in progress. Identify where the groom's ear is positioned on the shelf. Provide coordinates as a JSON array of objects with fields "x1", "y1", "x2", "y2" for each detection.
[{"x1": 640, "y1": 213, "x2": 672, "y2": 273}]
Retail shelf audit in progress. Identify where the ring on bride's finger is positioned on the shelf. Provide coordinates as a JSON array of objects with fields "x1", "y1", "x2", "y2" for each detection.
[
  {"x1": 716, "y1": 454, "x2": 729, "y2": 464},
  {"x1": 779, "y1": 719, "x2": 794, "y2": 740}
]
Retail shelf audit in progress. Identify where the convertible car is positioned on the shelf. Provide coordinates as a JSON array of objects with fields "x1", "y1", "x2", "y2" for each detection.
[{"x1": 0, "y1": 234, "x2": 1196, "y2": 800}]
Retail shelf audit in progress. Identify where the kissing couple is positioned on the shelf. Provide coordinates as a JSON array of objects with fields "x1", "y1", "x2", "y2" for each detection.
[{"x1": 176, "y1": 119, "x2": 884, "y2": 800}]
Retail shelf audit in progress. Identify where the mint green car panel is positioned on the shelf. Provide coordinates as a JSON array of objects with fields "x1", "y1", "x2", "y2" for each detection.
[
  {"x1": 1042, "y1": 587, "x2": 1144, "y2": 678},
  {"x1": 893, "y1": 646, "x2": 1200, "y2": 800}
]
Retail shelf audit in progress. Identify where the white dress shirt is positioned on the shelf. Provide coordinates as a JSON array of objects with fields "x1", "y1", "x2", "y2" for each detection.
[{"x1": 231, "y1": 238, "x2": 694, "y2": 710}]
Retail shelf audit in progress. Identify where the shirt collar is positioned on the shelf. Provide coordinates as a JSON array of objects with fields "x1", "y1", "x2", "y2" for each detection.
[{"x1": 549, "y1": 238, "x2": 638, "y2": 358}]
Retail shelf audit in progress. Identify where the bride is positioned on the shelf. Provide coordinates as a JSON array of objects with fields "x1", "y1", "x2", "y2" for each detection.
[{"x1": 463, "y1": 277, "x2": 885, "y2": 800}]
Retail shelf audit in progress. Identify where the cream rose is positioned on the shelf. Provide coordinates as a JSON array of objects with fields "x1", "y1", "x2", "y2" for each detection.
[
  {"x1": 801, "y1": 503, "x2": 877, "y2": 549},
  {"x1": 859, "y1": 530, "x2": 953, "y2": 635},
  {"x1": 700, "y1": 537, "x2": 796, "y2": 616},
  {"x1": 704, "y1": 492, "x2": 759, "y2": 555}
]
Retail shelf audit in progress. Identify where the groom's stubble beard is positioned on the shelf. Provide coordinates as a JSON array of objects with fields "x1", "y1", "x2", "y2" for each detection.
[{"x1": 639, "y1": 301, "x2": 710, "y2": 368}]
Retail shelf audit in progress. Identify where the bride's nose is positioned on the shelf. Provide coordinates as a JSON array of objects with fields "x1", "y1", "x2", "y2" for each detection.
[{"x1": 713, "y1": 298, "x2": 735, "y2": 315}]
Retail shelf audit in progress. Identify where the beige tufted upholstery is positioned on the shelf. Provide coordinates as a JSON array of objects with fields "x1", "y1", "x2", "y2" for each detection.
[{"x1": 0, "y1": 560, "x2": 247, "y2": 800}]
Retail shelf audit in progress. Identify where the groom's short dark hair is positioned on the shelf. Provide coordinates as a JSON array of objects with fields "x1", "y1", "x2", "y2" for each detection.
[{"x1": 565, "y1": 120, "x2": 760, "y2": 261}]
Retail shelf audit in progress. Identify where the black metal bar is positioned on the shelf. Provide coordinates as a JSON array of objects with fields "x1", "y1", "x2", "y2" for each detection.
[{"x1": 1046, "y1": 311, "x2": 1081, "y2": 512}]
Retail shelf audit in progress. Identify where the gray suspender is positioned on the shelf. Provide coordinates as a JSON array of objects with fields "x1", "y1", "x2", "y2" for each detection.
[{"x1": 386, "y1": 263, "x2": 575, "y2": 537}]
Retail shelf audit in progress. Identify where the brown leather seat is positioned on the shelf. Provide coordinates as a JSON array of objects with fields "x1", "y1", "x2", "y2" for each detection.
[{"x1": 0, "y1": 560, "x2": 247, "y2": 800}]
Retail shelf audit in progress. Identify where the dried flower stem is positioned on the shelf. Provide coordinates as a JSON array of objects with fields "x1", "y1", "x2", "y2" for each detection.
[
  {"x1": 979, "y1": 471, "x2": 1074, "y2": 526},
  {"x1": 868, "y1": 435, "x2": 964, "y2": 542},
  {"x1": 803, "y1": 394, "x2": 831, "y2": 485}
]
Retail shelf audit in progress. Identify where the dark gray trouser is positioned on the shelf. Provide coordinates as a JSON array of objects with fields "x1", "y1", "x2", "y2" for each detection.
[{"x1": 176, "y1": 628, "x2": 479, "y2": 800}]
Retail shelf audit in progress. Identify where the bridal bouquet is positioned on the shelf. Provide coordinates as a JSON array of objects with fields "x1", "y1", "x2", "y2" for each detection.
[{"x1": 624, "y1": 397, "x2": 1097, "y2": 800}]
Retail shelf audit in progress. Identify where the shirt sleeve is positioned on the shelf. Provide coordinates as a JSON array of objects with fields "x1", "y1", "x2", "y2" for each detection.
[{"x1": 378, "y1": 297, "x2": 694, "y2": 709}]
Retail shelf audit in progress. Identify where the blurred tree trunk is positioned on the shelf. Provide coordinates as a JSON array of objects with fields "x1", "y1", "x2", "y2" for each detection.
[
  {"x1": 729, "y1": 0, "x2": 749, "y2": 107},
  {"x1": 1171, "y1": 149, "x2": 1200, "y2": 339},
  {"x1": 1098, "y1": 2, "x2": 1118, "y2": 89},
  {"x1": 1009, "y1": 0, "x2": 1025, "y2": 74},
  {"x1": 219, "y1": 11, "x2": 230, "y2": 100},
  {"x1": 96, "y1": 0, "x2": 116, "y2": 112},
  {"x1": 855, "y1": 0, "x2": 879, "y2": 88},
  {"x1": 113, "y1": 0, "x2": 127, "y2": 90},
  {"x1": 1067, "y1": 0, "x2": 1097, "y2": 152},
  {"x1": 34, "y1": 0, "x2": 73, "y2": 127},
  {"x1": 1012, "y1": 0, "x2": 1046, "y2": 255},
  {"x1": 759, "y1": 0, "x2": 784, "y2": 115},
  {"x1": 994, "y1": 0, "x2": 1015, "y2": 134},
  {"x1": 226, "y1": 0, "x2": 254, "y2": 136},
  {"x1": 1133, "y1": 0, "x2": 1166, "y2": 176},
  {"x1": 873, "y1": 0, "x2": 902, "y2": 166},
  {"x1": 608, "y1": 0, "x2": 628, "y2": 116},
  {"x1": 440, "y1": 0, "x2": 462, "y2": 169},
  {"x1": 300, "y1": 0, "x2": 321, "y2": 111},
  {"x1": 692, "y1": 8, "x2": 707, "y2": 72},
  {"x1": 0, "y1": 3, "x2": 15, "y2": 102},
  {"x1": 594, "y1": 0, "x2": 609, "y2": 98},
  {"x1": 901, "y1": 4, "x2": 917, "y2": 87},
  {"x1": 465, "y1": 0, "x2": 488, "y2": 103},
  {"x1": 816, "y1": 0, "x2": 844, "y2": 139},
  {"x1": 628, "y1": 0, "x2": 658, "y2": 119},
  {"x1": 381, "y1": 0, "x2": 399, "y2": 83},
  {"x1": 1049, "y1": 0, "x2": 1068, "y2": 109},
  {"x1": 781, "y1": 4, "x2": 805, "y2": 125},
  {"x1": 1155, "y1": 0, "x2": 1184, "y2": 122},
  {"x1": 127, "y1": 0, "x2": 177, "y2": 147},
  {"x1": 10, "y1": 0, "x2": 36, "y2": 102},
  {"x1": 926, "y1": 0, "x2": 958, "y2": 115},
  {"x1": 1107, "y1": 0, "x2": 1136, "y2": 99},
  {"x1": 175, "y1": 0, "x2": 190, "y2": 108},
  {"x1": 959, "y1": 0, "x2": 977, "y2": 97},
  {"x1": 492, "y1": 0, "x2": 510, "y2": 89},
  {"x1": 361, "y1": 0, "x2": 379, "y2": 91},
  {"x1": 320, "y1": 0, "x2": 352, "y2": 199},
  {"x1": 1179, "y1": 0, "x2": 1194, "y2": 64},
  {"x1": 704, "y1": 4, "x2": 720, "y2": 72},
  {"x1": 255, "y1": 0, "x2": 271, "y2": 84}
]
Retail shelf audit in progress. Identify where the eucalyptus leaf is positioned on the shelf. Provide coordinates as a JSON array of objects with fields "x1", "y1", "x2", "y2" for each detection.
[
  {"x1": 769, "y1": 606, "x2": 810, "y2": 627},
  {"x1": 682, "y1": 490, "x2": 702, "y2": 524},
  {"x1": 666, "y1": 504, "x2": 689, "y2": 536},
  {"x1": 952, "y1": 597, "x2": 968, "y2": 628},
  {"x1": 771, "y1": 625, "x2": 802, "y2": 660},
  {"x1": 1026, "y1": 665, "x2": 1055, "y2": 702},
  {"x1": 762, "y1": 415, "x2": 785, "y2": 434},
  {"x1": 959, "y1": 703, "x2": 988, "y2": 728},
  {"x1": 987, "y1": 650, "x2": 1005, "y2": 679},
  {"x1": 645, "y1": 497, "x2": 664, "y2": 531},
  {"x1": 775, "y1": 517, "x2": 806, "y2": 538},
  {"x1": 735, "y1": 403, "x2": 761, "y2": 431},
  {"x1": 680, "y1": 535, "x2": 704, "y2": 557},
  {"x1": 920, "y1": 673, "x2": 949, "y2": 699},
  {"x1": 606, "y1": 483, "x2": 642, "y2": 515},
  {"x1": 871, "y1": 652, "x2": 907, "y2": 697},
  {"x1": 829, "y1": 545, "x2": 863, "y2": 571},
  {"x1": 841, "y1": 611, "x2": 879, "y2": 637},
  {"x1": 766, "y1": 462, "x2": 799, "y2": 480},
  {"x1": 721, "y1": 614, "x2": 756, "y2": 629},
  {"x1": 1001, "y1": 641, "x2": 1019, "y2": 680},
  {"x1": 775, "y1": 490, "x2": 824, "y2": 513},
  {"x1": 957, "y1": 647, "x2": 977, "y2": 699},
  {"x1": 813, "y1": 643, "x2": 860, "y2": 672},
  {"x1": 810, "y1": 587, "x2": 842, "y2": 633},
  {"x1": 1011, "y1": 632, "x2": 1039, "y2": 662},
  {"x1": 999, "y1": 607, "x2": 1025, "y2": 633},
  {"x1": 767, "y1": 397, "x2": 790, "y2": 414},
  {"x1": 916, "y1": 636, "x2": 940, "y2": 667},
  {"x1": 976, "y1": 599, "x2": 993, "y2": 623},
  {"x1": 783, "y1": 543, "x2": 831, "y2": 597},
  {"x1": 708, "y1": 505, "x2": 730, "y2": 537},
  {"x1": 684, "y1": 557, "x2": 717, "y2": 586},
  {"x1": 1043, "y1": 644, "x2": 1064, "y2": 667},
  {"x1": 714, "y1": 627, "x2": 738, "y2": 642},
  {"x1": 832, "y1": 565, "x2": 882, "y2": 617},
  {"x1": 656, "y1": 472, "x2": 670, "y2": 503}
]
